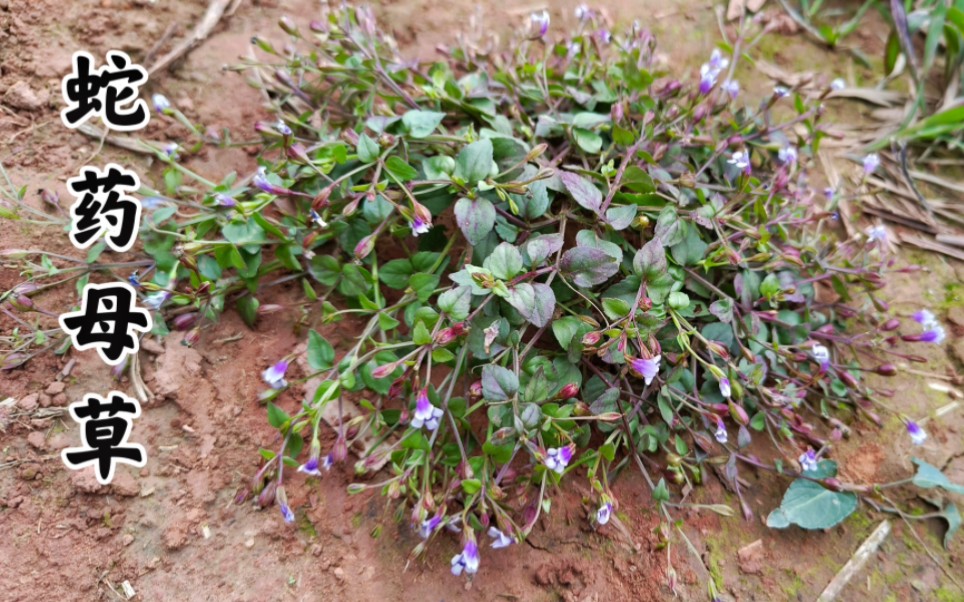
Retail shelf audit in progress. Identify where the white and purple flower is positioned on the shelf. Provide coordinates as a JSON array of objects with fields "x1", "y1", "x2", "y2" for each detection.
[
  {"x1": 544, "y1": 445, "x2": 574, "y2": 474},
  {"x1": 163, "y1": 142, "x2": 180, "y2": 160},
  {"x1": 143, "y1": 291, "x2": 171, "y2": 311},
  {"x1": 411, "y1": 388, "x2": 444, "y2": 431},
  {"x1": 811, "y1": 343, "x2": 830, "y2": 367},
  {"x1": 530, "y1": 10, "x2": 550, "y2": 38},
  {"x1": 152, "y1": 93, "x2": 171, "y2": 113},
  {"x1": 214, "y1": 193, "x2": 237, "y2": 207},
  {"x1": 419, "y1": 515, "x2": 443, "y2": 539},
  {"x1": 275, "y1": 119, "x2": 292, "y2": 136},
  {"x1": 451, "y1": 540, "x2": 480, "y2": 576},
  {"x1": 727, "y1": 150, "x2": 751, "y2": 175},
  {"x1": 719, "y1": 377, "x2": 731, "y2": 399},
  {"x1": 830, "y1": 78, "x2": 846, "y2": 92},
  {"x1": 774, "y1": 85, "x2": 790, "y2": 98},
  {"x1": 629, "y1": 355, "x2": 661, "y2": 386},
  {"x1": 799, "y1": 449, "x2": 818, "y2": 472},
  {"x1": 488, "y1": 526, "x2": 515, "y2": 549},
  {"x1": 596, "y1": 502, "x2": 613, "y2": 525},
  {"x1": 906, "y1": 421, "x2": 927, "y2": 446},
  {"x1": 778, "y1": 144, "x2": 798, "y2": 165},
  {"x1": 410, "y1": 215, "x2": 431, "y2": 237},
  {"x1": 253, "y1": 166, "x2": 288, "y2": 195},
  {"x1": 714, "y1": 418, "x2": 728, "y2": 444},
  {"x1": 862, "y1": 153, "x2": 880, "y2": 176},
  {"x1": 262, "y1": 359, "x2": 290, "y2": 389},
  {"x1": 722, "y1": 79, "x2": 740, "y2": 99},
  {"x1": 866, "y1": 224, "x2": 888, "y2": 244},
  {"x1": 913, "y1": 310, "x2": 946, "y2": 344},
  {"x1": 698, "y1": 49, "x2": 730, "y2": 95},
  {"x1": 575, "y1": 4, "x2": 592, "y2": 20}
]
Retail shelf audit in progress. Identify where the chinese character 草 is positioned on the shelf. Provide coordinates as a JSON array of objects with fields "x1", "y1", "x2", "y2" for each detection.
[{"x1": 62, "y1": 391, "x2": 146, "y2": 485}]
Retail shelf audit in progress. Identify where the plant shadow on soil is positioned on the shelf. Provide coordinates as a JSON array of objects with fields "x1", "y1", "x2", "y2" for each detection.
[{"x1": 1, "y1": 0, "x2": 962, "y2": 600}]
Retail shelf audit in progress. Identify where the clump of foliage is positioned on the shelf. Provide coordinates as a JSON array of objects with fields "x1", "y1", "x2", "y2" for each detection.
[{"x1": 2, "y1": 4, "x2": 961, "y2": 595}]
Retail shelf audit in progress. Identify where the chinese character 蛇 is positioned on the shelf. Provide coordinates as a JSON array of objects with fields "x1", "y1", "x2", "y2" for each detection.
[
  {"x1": 62, "y1": 391, "x2": 146, "y2": 485},
  {"x1": 67, "y1": 163, "x2": 141, "y2": 252},
  {"x1": 59, "y1": 282, "x2": 152, "y2": 366},
  {"x1": 61, "y1": 50, "x2": 149, "y2": 131}
]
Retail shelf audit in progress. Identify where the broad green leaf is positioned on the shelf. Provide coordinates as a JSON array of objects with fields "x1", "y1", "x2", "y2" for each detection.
[
  {"x1": 482, "y1": 364, "x2": 519, "y2": 401},
  {"x1": 560, "y1": 247, "x2": 619, "y2": 287},
  {"x1": 307, "y1": 329, "x2": 335, "y2": 371},
  {"x1": 483, "y1": 242, "x2": 524, "y2": 280},
  {"x1": 402, "y1": 109, "x2": 446, "y2": 138},
  {"x1": 357, "y1": 133, "x2": 380, "y2": 163},
  {"x1": 767, "y1": 477, "x2": 857, "y2": 530},
  {"x1": 559, "y1": 170, "x2": 602, "y2": 214},
  {"x1": 455, "y1": 139, "x2": 494, "y2": 183},
  {"x1": 912, "y1": 458, "x2": 964, "y2": 494},
  {"x1": 384, "y1": 156, "x2": 419, "y2": 182},
  {"x1": 505, "y1": 282, "x2": 555, "y2": 327},
  {"x1": 438, "y1": 286, "x2": 472, "y2": 320},
  {"x1": 454, "y1": 196, "x2": 496, "y2": 246}
]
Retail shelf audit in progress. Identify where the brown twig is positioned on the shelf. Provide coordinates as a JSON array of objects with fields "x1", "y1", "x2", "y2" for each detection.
[{"x1": 147, "y1": 0, "x2": 234, "y2": 75}]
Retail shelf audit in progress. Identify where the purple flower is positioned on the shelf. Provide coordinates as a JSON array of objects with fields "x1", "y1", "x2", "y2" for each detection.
[
  {"x1": 253, "y1": 167, "x2": 287, "y2": 195},
  {"x1": 596, "y1": 502, "x2": 613, "y2": 525},
  {"x1": 714, "y1": 419, "x2": 728, "y2": 444},
  {"x1": 297, "y1": 457, "x2": 322, "y2": 476},
  {"x1": 279, "y1": 503, "x2": 295, "y2": 523},
  {"x1": 419, "y1": 515, "x2": 442, "y2": 539},
  {"x1": 921, "y1": 325, "x2": 947, "y2": 345},
  {"x1": 544, "y1": 445, "x2": 574, "y2": 474},
  {"x1": 215, "y1": 193, "x2": 237, "y2": 207},
  {"x1": 567, "y1": 41, "x2": 581, "y2": 57},
  {"x1": 262, "y1": 360, "x2": 290, "y2": 389},
  {"x1": 163, "y1": 142, "x2": 180, "y2": 160},
  {"x1": 143, "y1": 291, "x2": 171, "y2": 311},
  {"x1": 277, "y1": 485, "x2": 295, "y2": 523},
  {"x1": 862, "y1": 153, "x2": 880, "y2": 175},
  {"x1": 830, "y1": 78, "x2": 846, "y2": 91},
  {"x1": 629, "y1": 355, "x2": 661, "y2": 386},
  {"x1": 727, "y1": 151, "x2": 751, "y2": 175},
  {"x1": 866, "y1": 225, "x2": 887, "y2": 244},
  {"x1": 310, "y1": 209, "x2": 328, "y2": 228},
  {"x1": 699, "y1": 64, "x2": 720, "y2": 95},
  {"x1": 152, "y1": 94, "x2": 171, "y2": 113},
  {"x1": 719, "y1": 377, "x2": 731, "y2": 399},
  {"x1": 128, "y1": 272, "x2": 141, "y2": 288},
  {"x1": 275, "y1": 119, "x2": 292, "y2": 136},
  {"x1": 322, "y1": 453, "x2": 334, "y2": 470},
  {"x1": 530, "y1": 10, "x2": 550, "y2": 37},
  {"x1": 906, "y1": 421, "x2": 927, "y2": 445},
  {"x1": 488, "y1": 526, "x2": 514, "y2": 549},
  {"x1": 410, "y1": 215, "x2": 431, "y2": 237},
  {"x1": 799, "y1": 449, "x2": 818, "y2": 472},
  {"x1": 595, "y1": 28, "x2": 612, "y2": 44},
  {"x1": 411, "y1": 388, "x2": 443, "y2": 431},
  {"x1": 778, "y1": 145, "x2": 798, "y2": 165},
  {"x1": 913, "y1": 310, "x2": 936, "y2": 326},
  {"x1": 451, "y1": 540, "x2": 480, "y2": 576},
  {"x1": 574, "y1": 4, "x2": 592, "y2": 20},
  {"x1": 722, "y1": 79, "x2": 740, "y2": 99},
  {"x1": 708, "y1": 48, "x2": 729, "y2": 71},
  {"x1": 823, "y1": 187, "x2": 836, "y2": 202},
  {"x1": 774, "y1": 85, "x2": 790, "y2": 98}
]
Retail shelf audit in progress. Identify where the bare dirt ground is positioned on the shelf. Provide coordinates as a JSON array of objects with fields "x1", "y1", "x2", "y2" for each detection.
[{"x1": 1, "y1": 1, "x2": 962, "y2": 601}]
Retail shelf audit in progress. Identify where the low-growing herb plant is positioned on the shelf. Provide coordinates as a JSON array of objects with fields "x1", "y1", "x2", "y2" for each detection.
[{"x1": 2, "y1": 4, "x2": 961, "y2": 595}]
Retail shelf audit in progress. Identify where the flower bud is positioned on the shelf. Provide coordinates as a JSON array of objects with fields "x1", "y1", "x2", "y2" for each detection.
[
  {"x1": 582, "y1": 331, "x2": 602, "y2": 346},
  {"x1": 256, "y1": 480, "x2": 278, "y2": 508},
  {"x1": 880, "y1": 318, "x2": 901, "y2": 332},
  {"x1": 172, "y1": 312, "x2": 199, "y2": 331},
  {"x1": 728, "y1": 401, "x2": 749, "y2": 426},
  {"x1": 371, "y1": 361, "x2": 398, "y2": 379},
  {"x1": 875, "y1": 364, "x2": 897, "y2": 376},
  {"x1": 182, "y1": 328, "x2": 201, "y2": 347},
  {"x1": 258, "y1": 304, "x2": 285, "y2": 315},
  {"x1": 557, "y1": 383, "x2": 579, "y2": 400},
  {"x1": 469, "y1": 380, "x2": 483, "y2": 401},
  {"x1": 332, "y1": 437, "x2": 349, "y2": 463},
  {"x1": 279, "y1": 16, "x2": 299, "y2": 36},
  {"x1": 354, "y1": 234, "x2": 375, "y2": 260}
]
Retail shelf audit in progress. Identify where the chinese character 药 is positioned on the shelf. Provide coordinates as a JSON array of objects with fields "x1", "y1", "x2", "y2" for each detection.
[
  {"x1": 67, "y1": 163, "x2": 141, "y2": 253},
  {"x1": 61, "y1": 50, "x2": 149, "y2": 131},
  {"x1": 62, "y1": 391, "x2": 146, "y2": 485},
  {"x1": 59, "y1": 282, "x2": 152, "y2": 366}
]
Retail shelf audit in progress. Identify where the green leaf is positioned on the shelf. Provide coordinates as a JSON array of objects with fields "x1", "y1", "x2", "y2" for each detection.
[
  {"x1": 939, "y1": 503, "x2": 961, "y2": 549},
  {"x1": 559, "y1": 170, "x2": 602, "y2": 214},
  {"x1": 384, "y1": 156, "x2": 419, "y2": 182},
  {"x1": 573, "y1": 127, "x2": 602, "y2": 153},
  {"x1": 402, "y1": 110, "x2": 446, "y2": 138},
  {"x1": 482, "y1": 364, "x2": 519, "y2": 401},
  {"x1": 653, "y1": 477, "x2": 670, "y2": 503},
  {"x1": 412, "y1": 321, "x2": 432, "y2": 345},
  {"x1": 438, "y1": 286, "x2": 472, "y2": 320},
  {"x1": 766, "y1": 478, "x2": 858, "y2": 530},
  {"x1": 379, "y1": 258, "x2": 415, "y2": 289},
  {"x1": 267, "y1": 402, "x2": 289, "y2": 429},
  {"x1": 461, "y1": 478, "x2": 482, "y2": 494},
  {"x1": 524, "y1": 234, "x2": 563, "y2": 267},
  {"x1": 454, "y1": 196, "x2": 496, "y2": 246},
  {"x1": 455, "y1": 139, "x2": 494, "y2": 184},
  {"x1": 606, "y1": 205, "x2": 636, "y2": 230},
  {"x1": 307, "y1": 330, "x2": 335, "y2": 371},
  {"x1": 505, "y1": 282, "x2": 555, "y2": 327},
  {"x1": 912, "y1": 458, "x2": 964, "y2": 494},
  {"x1": 236, "y1": 296, "x2": 259, "y2": 327},
  {"x1": 633, "y1": 239, "x2": 667, "y2": 278},
  {"x1": 357, "y1": 133, "x2": 380, "y2": 163},
  {"x1": 559, "y1": 247, "x2": 619, "y2": 287},
  {"x1": 552, "y1": 316, "x2": 592, "y2": 349},
  {"x1": 622, "y1": 165, "x2": 655, "y2": 193},
  {"x1": 483, "y1": 242, "x2": 524, "y2": 280},
  {"x1": 602, "y1": 297, "x2": 632, "y2": 320}
]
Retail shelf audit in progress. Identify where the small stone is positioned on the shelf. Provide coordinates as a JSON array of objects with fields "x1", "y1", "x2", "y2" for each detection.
[
  {"x1": 737, "y1": 539, "x2": 765, "y2": 575},
  {"x1": 111, "y1": 470, "x2": 140, "y2": 497},
  {"x1": 121, "y1": 533, "x2": 135, "y2": 547},
  {"x1": 38, "y1": 394, "x2": 52, "y2": 408},
  {"x1": 18, "y1": 394, "x2": 39, "y2": 412},
  {"x1": 244, "y1": 538, "x2": 255, "y2": 549},
  {"x1": 333, "y1": 567, "x2": 346, "y2": 582},
  {"x1": 45, "y1": 381, "x2": 65, "y2": 395},
  {"x1": 3, "y1": 80, "x2": 48, "y2": 111},
  {"x1": 26, "y1": 431, "x2": 46, "y2": 450},
  {"x1": 70, "y1": 468, "x2": 106, "y2": 494},
  {"x1": 52, "y1": 393, "x2": 68, "y2": 406}
]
